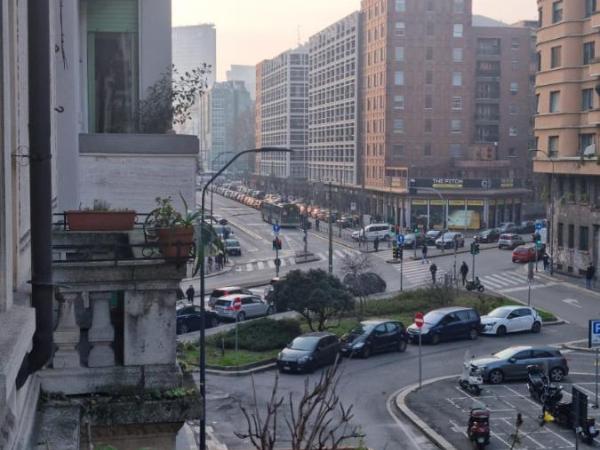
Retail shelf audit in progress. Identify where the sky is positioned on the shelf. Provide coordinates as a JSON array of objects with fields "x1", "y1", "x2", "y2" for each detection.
[{"x1": 172, "y1": 0, "x2": 539, "y2": 81}]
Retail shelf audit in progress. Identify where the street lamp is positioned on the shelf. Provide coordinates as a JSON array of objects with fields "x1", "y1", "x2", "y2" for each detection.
[
  {"x1": 197, "y1": 147, "x2": 292, "y2": 450},
  {"x1": 530, "y1": 148, "x2": 556, "y2": 276},
  {"x1": 208, "y1": 151, "x2": 235, "y2": 220}
]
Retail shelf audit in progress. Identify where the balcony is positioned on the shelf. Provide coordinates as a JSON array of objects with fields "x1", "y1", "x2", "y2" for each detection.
[
  {"x1": 589, "y1": 58, "x2": 600, "y2": 77},
  {"x1": 592, "y1": 11, "x2": 600, "y2": 28},
  {"x1": 587, "y1": 109, "x2": 600, "y2": 125}
]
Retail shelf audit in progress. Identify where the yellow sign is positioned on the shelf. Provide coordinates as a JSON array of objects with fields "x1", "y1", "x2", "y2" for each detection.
[
  {"x1": 411, "y1": 200, "x2": 427, "y2": 206},
  {"x1": 501, "y1": 178, "x2": 514, "y2": 188},
  {"x1": 467, "y1": 200, "x2": 484, "y2": 206},
  {"x1": 430, "y1": 200, "x2": 445, "y2": 206},
  {"x1": 449, "y1": 200, "x2": 465, "y2": 206}
]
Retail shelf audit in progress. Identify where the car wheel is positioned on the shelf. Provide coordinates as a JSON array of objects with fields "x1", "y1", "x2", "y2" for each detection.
[
  {"x1": 431, "y1": 334, "x2": 440, "y2": 345},
  {"x1": 549, "y1": 367, "x2": 565, "y2": 382},
  {"x1": 397, "y1": 339, "x2": 407, "y2": 353},
  {"x1": 531, "y1": 321, "x2": 541, "y2": 333},
  {"x1": 488, "y1": 369, "x2": 504, "y2": 384},
  {"x1": 496, "y1": 325, "x2": 507, "y2": 337},
  {"x1": 468, "y1": 328, "x2": 478, "y2": 340},
  {"x1": 179, "y1": 323, "x2": 189, "y2": 334},
  {"x1": 237, "y1": 312, "x2": 246, "y2": 322},
  {"x1": 361, "y1": 345, "x2": 372, "y2": 359},
  {"x1": 266, "y1": 306, "x2": 274, "y2": 316}
]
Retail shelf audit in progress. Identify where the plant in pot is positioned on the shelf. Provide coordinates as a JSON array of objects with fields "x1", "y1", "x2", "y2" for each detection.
[
  {"x1": 66, "y1": 200, "x2": 137, "y2": 231},
  {"x1": 146, "y1": 195, "x2": 200, "y2": 259}
]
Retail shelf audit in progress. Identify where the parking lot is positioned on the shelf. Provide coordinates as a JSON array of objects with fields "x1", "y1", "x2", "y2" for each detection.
[{"x1": 406, "y1": 375, "x2": 600, "y2": 449}]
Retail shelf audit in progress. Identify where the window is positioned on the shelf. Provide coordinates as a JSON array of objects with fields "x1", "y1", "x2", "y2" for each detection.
[
  {"x1": 549, "y1": 91, "x2": 560, "y2": 112},
  {"x1": 511, "y1": 38, "x2": 520, "y2": 49},
  {"x1": 586, "y1": 0, "x2": 597, "y2": 17},
  {"x1": 393, "y1": 144, "x2": 404, "y2": 156},
  {"x1": 580, "y1": 133, "x2": 594, "y2": 153},
  {"x1": 425, "y1": 95, "x2": 433, "y2": 109},
  {"x1": 395, "y1": 0, "x2": 406, "y2": 12},
  {"x1": 394, "y1": 71, "x2": 404, "y2": 86},
  {"x1": 449, "y1": 144, "x2": 463, "y2": 158},
  {"x1": 558, "y1": 222, "x2": 564, "y2": 247},
  {"x1": 395, "y1": 47, "x2": 404, "y2": 61},
  {"x1": 453, "y1": 0, "x2": 465, "y2": 13},
  {"x1": 584, "y1": 42, "x2": 596, "y2": 65},
  {"x1": 426, "y1": 0, "x2": 434, "y2": 12},
  {"x1": 552, "y1": 1, "x2": 563, "y2": 23},
  {"x1": 509, "y1": 104, "x2": 519, "y2": 114},
  {"x1": 453, "y1": 48, "x2": 463, "y2": 62},
  {"x1": 393, "y1": 119, "x2": 404, "y2": 133},
  {"x1": 509, "y1": 127, "x2": 518, "y2": 136},
  {"x1": 452, "y1": 72, "x2": 462, "y2": 86},
  {"x1": 425, "y1": 118, "x2": 432, "y2": 132},
  {"x1": 581, "y1": 226, "x2": 590, "y2": 251},
  {"x1": 452, "y1": 96, "x2": 463, "y2": 110},
  {"x1": 451, "y1": 119, "x2": 462, "y2": 133},
  {"x1": 453, "y1": 24, "x2": 464, "y2": 38},
  {"x1": 536, "y1": 94, "x2": 540, "y2": 113},
  {"x1": 548, "y1": 136, "x2": 559, "y2": 156},
  {"x1": 582, "y1": 88, "x2": 594, "y2": 110},
  {"x1": 426, "y1": 47, "x2": 433, "y2": 61},
  {"x1": 568, "y1": 224, "x2": 575, "y2": 249},
  {"x1": 508, "y1": 147, "x2": 516, "y2": 157},
  {"x1": 537, "y1": 52, "x2": 542, "y2": 71},
  {"x1": 424, "y1": 143, "x2": 432, "y2": 156},
  {"x1": 538, "y1": 7, "x2": 543, "y2": 27},
  {"x1": 394, "y1": 95, "x2": 405, "y2": 110},
  {"x1": 510, "y1": 82, "x2": 519, "y2": 94},
  {"x1": 426, "y1": 22, "x2": 434, "y2": 36},
  {"x1": 426, "y1": 70, "x2": 433, "y2": 84},
  {"x1": 551, "y1": 46, "x2": 562, "y2": 68},
  {"x1": 395, "y1": 22, "x2": 405, "y2": 36}
]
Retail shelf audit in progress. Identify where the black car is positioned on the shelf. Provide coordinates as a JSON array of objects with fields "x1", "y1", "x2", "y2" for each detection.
[
  {"x1": 425, "y1": 230, "x2": 443, "y2": 246},
  {"x1": 516, "y1": 221, "x2": 536, "y2": 234},
  {"x1": 277, "y1": 332, "x2": 340, "y2": 373},
  {"x1": 176, "y1": 305, "x2": 219, "y2": 334},
  {"x1": 474, "y1": 228, "x2": 500, "y2": 243},
  {"x1": 340, "y1": 320, "x2": 408, "y2": 358},
  {"x1": 407, "y1": 307, "x2": 481, "y2": 345}
]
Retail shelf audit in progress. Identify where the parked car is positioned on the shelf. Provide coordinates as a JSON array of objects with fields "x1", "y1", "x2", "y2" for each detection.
[
  {"x1": 277, "y1": 332, "x2": 340, "y2": 373},
  {"x1": 176, "y1": 305, "x2": 219, "y2": 334},
  {"x1": 402, "y1": 232, "x2": 425, "y2": 248},
  {"x1": 208, "y1": 286, "x2": 253, "y2": 308},
  {"x1": 351, "y1": 223, "x2": 392, "y2": 241},
  {"x1": 470, "y1": 345, "x2": 569, "y2": 384},
  {"x1": 425, "y1": 230, "x2": 443, "y2": 246},
  {"x1": 512, "y1": 243, "x2": 545, "y2": 263},
  {"x1": 498, "y1": 222, "x2": 519, "y2": 234},
  {"x1": 474, "y1": 228, "x2": 500, "y2": 243},
  {"x1": 435, "y1": 232, "x2": 465, "y2": 249},
  {"x1": 407, "y1": 307, "x2": 481, "y2": 345},
  {"x1": 516, "y1": 220, "x2": 536, "y2": 234},
  {"x1": 213, "y1": 294, "x2": 274, "y2": 321},
  {"x1": 212, "y1": 224, "x2": 234, "y2": 239},
  {"x1": 480, "y1": 306, "x2": 542, "y2": 336},
  {"x1": 224, "y1": 238, "x2": 242, "y2": 256},
  {"x1": 340, "y1": 319, "x2": 408, "y2": 358},
  {"x1": 498, "y1": 233, "x2": 525, "y2": 250},
  {"x1": 336, "y1": 215, "x2": 355, "y2": 228}
]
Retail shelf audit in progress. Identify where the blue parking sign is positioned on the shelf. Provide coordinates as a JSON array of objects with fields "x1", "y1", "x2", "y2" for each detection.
[
  {"x1": 397, "y1": 234, "x2": 405, "y2": 246},
  {"x1": 535, "y1": 222, "x2": 543, "y2": 231},
  {"x1": 273, "y1": 224, "x2": 281, "y2": 234},
  {"x1": 589, "y1": 319, "x2": 600, "y2": 348}
]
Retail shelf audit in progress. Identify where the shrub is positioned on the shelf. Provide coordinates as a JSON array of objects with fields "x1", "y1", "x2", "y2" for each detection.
[
  {"x1": 343, "y1": 272, "x2": 387, "y2": 296},
  {"x1": 207, "y1": 318, "x2": 302, "y2": 352}
]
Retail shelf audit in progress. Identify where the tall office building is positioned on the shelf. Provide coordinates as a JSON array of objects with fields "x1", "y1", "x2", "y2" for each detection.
[
  {"x1": 308, "y1": 12, "x2": 361, "y2": 186},
  {"x1": 255, "y1": 46, "x2": 309, "y2": 179},
  {"x1": 226, "y1": 65, "x2": 257, "y2": 100},
  {"x1": 534, "y1": 0, "x2": 600, "y2": 274}
]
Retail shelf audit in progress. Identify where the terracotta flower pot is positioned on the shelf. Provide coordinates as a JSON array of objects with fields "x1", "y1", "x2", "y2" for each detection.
[
  {"x1": 66, "y1": 211, "x2": 136, "y2": 231},
  {"x1": 157, "y1": 227, "x2": 194, "y2": 259}
]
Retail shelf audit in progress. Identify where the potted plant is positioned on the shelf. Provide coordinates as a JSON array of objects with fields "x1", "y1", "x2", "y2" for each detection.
[
  {"x1": 66, "y1": 200, "x2": 136, "y2": 231},
  {"x1": 146, "y1": 195, "x2": 200, "y2": 259}
]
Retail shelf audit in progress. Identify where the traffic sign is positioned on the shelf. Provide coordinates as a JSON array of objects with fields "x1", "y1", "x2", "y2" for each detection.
[
  {"x1": 589, "y1": 319, "x2": 600, "y2": 348},
  {"x1": 350, "y1": 202, "x2": 357, "y2": 211},
  {"x1": 535, "y1": 222, "x2": 543, "y2": 231},
  {"x1": 273, "y1": 224, "x2": 281, "y2": 234},
  {"x1": 415, "y1": 311, "x2": 424, "y2": 328},
  {"x1": 397, "y1": 234, "x2": 405, "y2": 246}
]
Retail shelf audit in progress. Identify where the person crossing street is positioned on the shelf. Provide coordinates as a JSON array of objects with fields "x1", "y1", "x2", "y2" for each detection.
[
  {"x1": 460, "y1": 262, "x2": 469, "y2": 286},
  {"x1": 430, "y1": 262, "x2": 438, "y2": 285},
  {"x1": 422, "y1": 244, "x2": 428, "y2": 264}
]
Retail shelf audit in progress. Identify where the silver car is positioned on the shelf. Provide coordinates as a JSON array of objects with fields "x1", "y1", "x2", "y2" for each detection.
[{"x1": 213, "y1": 294, "x2": 274, "y2": 321}]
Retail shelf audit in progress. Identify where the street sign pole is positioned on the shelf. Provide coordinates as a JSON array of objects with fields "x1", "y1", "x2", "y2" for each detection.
[
  {"x1": 596, "y1": 348, "x2": 599, "y2": 408},
  {"x1": 472, "y1": 248, "x2": 476, "y2": 283},
  {"x1": 400, "y1": 256, "x2": 404, "y2": 292},
  {"x1": 418, "y1": 330, "x2": 422, "y2": 389},
  {"x1": 276, "y1": 246, "x2": 279, "y2": 277}
]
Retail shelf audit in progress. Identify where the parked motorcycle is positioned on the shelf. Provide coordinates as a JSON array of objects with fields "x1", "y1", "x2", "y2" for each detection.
[
  {"x1": 459, "y1": 351, "x2": 483, "y2": 396},
  {"x1": 466, "y1": 277, "x2": 485, "y2": 293},
  {"x1": 527, "y1": 365, "x2": 562, "y2": 404},
  {"x1": 579, "y1": 418, "x2": 600, "y2": 444},
  {"x1": 467, "y1": 408, "x2": 490, "y2": 449}
]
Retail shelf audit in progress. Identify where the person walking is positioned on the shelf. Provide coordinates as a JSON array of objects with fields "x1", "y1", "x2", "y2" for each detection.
[
  {"x1": 421, "y1": 244, "x2": 428, "y2": 264},
  {"x1": 460, "y1": 262, "x2": 469, "y2": 286},
  {"x1": 215, "y1": 253, "x2": 222, "y2": 271},
  {"x1": 315, "y1": 218, "x2": 320, "y2": 231},
  {"x1": 542, "y1": 253, "x2": 550, "y2": 272},
  {"x1": 207, "y1": 255, "x2": 213, "y2": 273},
  {"x1": 374, "y1": 236, "x2": 380, "y2": 252},
  {"x1": 430, "y1": 263, "x2": 438, "y2": 285},
  {"x1": 186, "y1": 285, "x2": 195, "y2": 304},
  {"x1": 586, "y1": 263, "x2": 596, "y2": 289}
]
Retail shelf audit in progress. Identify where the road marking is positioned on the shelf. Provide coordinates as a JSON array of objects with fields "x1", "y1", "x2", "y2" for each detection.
[
  {"x1": 499, "y1": 282, "x2": 558, "y2": 294},
  {"x1": 486, "y1": 274, "x2": 521, "y2": 286},
  {"x1": 334, "y1": 250, "x2": 345, "y2": 258},
  {"x1": 563, "y1": 298, "x2": 582, "y2": 309},
  {"x1": 246, "y1": 263, "x2": 253, "y2": 272},
  {"x1": 267, "y1": 260, "x2": 275, "y2": 269},
  {"x1": 386, "y1": 389, "x2": 431, "y2": 450},
  {"x1": 257, "y1": 261, "x2": 265, "y2": 270},
  {"x1": 500, "y1": 418, "x2": 544, "y2": 449}
]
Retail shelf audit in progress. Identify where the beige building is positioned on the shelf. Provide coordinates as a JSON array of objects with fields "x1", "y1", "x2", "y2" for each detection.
[{"x1": 535, "y1": 0, "x2": 600, "y2": 275}]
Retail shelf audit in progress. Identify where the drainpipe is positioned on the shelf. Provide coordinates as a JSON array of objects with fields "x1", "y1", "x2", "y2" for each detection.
[{"x1": 16, "y1": 0, "x2": 54, "y2": 388}]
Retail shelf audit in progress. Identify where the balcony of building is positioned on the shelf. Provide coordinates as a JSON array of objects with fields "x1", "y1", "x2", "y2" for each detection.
[
  {"x1": 589, "y1": 58, "x2": 600, "y2": 78},
  {"x1": 591, "y1": 11, "x2": 600, "y2": 29},
  {"x1": 587, "y1": 109, "x2": 600, "y2": 125}
]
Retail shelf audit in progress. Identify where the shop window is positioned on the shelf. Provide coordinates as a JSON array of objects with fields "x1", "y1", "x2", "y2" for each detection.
[
  {"x1": 582, "y1": 89, "x2": 594, "y2": 111},
  {"x1": 580, "y1": 226, "x2": 590, "y2": 251},
  {"x1": 557, "y1": 223, "x2": 564, "y2": 247},
  {"x1": 568, "y1": 224, "x2": 574, "y2": 249}
]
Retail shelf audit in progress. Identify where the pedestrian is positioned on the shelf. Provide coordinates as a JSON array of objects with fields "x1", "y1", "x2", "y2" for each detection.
[
  {"x1": 460, "y1": 262, "x2": 469, "y2": 286},
  {"x1": 315, "y1": 218, "x2": 320, "y2": 231},
  {"x1": 374, "y1": 236, "x2": 380, "y2": 252},
  {"x1": 207, "y1": 255, "x2": 213, "y2": 273},
  {"x1": 542, "y1": 253, "x2": 550, "y2": 272},
  {"x1": 430, "y1": 263, "x2": 438, "y2": 284},
  {"x1": 186, "y1": 285, "x2": 195, "y2": 304},
  {"x1": 421, "y1": 244, "x2": 428, "y2": 264},
  {"x1": 215, "y1": 253, "x2": 222, "y2": 271},
  {"x1": 586, "y1": 263, "x2": 596, "y2": 289}
]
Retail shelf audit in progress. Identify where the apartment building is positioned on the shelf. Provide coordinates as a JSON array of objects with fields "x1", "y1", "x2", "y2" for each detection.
[
  {"x1": 307, "y1": 12, "x2": 361, "y2": 186},
  {"x1": 535, "y1": 0, "x2": 600, "y2": 274},
  {"x1": 255, "y1": 46, "x2": 309, "y2": 179}
]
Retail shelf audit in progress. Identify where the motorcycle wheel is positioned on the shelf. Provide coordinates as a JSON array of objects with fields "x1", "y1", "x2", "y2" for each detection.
[
  {"x1": 471, "y1": 385, "x2": 482, "y2": 396},
  {"x1": 478, "y1": 286, "x2": 485, "y2": 292}
]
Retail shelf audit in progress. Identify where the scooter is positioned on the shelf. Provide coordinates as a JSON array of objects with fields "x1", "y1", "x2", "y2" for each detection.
[
  {"x1": 459, "y1": 352, "x2": 483, "y2": 396},
  {"x1": 466, "y1": 278, "x2": 485, "y2": 293},
  {"x1": 527, "y1": 365, "x2": 562, "y2": 404},
  {"x1": 467, "y1": 408, "x2": 490, "y2": 449},
  {"x1": 579, "y1": 418, "x2": 599, "y2": 444}
]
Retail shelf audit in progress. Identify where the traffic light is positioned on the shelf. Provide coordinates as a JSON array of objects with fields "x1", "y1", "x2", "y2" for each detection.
[
  {"x1": 272, "y1": 237, "x2": 282, "y2": 251},
  {"x1": 470, "y1": 242, "x2": 480, "y2": 255},
  {"x1": 399, "y1": 246, "x2": 403, "y2": 261}
]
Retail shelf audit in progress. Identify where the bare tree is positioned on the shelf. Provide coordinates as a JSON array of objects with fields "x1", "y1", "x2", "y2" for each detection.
[
  {"x1": 237, "y1": 360, "x2": 364, "y2": 450},
  {"x1": 340, "y1": 254, "x2": 380, "y2": 316}
]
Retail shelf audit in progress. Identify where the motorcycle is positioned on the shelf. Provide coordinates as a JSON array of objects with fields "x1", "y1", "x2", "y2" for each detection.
[
  {"x1": 459, "y1": 351, "x2": 483, "y2": 396},
  {"x1": 467, "y1": 408, "x2": 490, "y2": 449},
  {"x1": 527, "y1": 365, "x2": 562, "y2": 405},
  {"x1": 579, "y1": 418, "x2": 600, "y2": 444},
  {"x1": 466, "y1": 278, "x2": 485, "y2": 293}
]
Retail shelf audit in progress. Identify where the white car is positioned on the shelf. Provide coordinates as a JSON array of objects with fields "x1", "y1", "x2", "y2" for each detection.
[{"x1": 480, "y1": 306, "x2": 542, "y2": 336}]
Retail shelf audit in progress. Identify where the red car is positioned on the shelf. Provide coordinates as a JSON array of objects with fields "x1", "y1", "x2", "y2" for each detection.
[{"x1": 512, "y1": 244, "x2": 546, "y2": 263}]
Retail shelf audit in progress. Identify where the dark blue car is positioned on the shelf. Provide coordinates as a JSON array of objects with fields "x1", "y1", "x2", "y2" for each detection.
[{"x1": 406, "y1": 306, "x2": 481, "y2": 345}]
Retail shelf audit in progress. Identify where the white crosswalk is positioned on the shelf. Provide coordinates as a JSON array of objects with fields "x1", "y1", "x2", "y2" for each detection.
[
  {"x1": 390, "y1": 259, "x2": 448, "y2": 288},
  {"x1": 479, "y1": 271, "x2": 554, "y2": 293},
  {"x1": 233, "y1": 248, "x2": 360, "y2": 273}
]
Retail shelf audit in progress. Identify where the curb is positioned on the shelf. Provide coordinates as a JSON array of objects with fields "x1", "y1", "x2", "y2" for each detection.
[
  {"x1": 408, "y1": 244, "x2": 497, "y2": 261},
  {"x1": 393, "y1": 375, "x2": 460, "y2": 450},
  {"x1": 536, "y1": 272, "x2": 600, "y2": 299},
  {"x1": 562, "y1": 339, "x2": 597, "y2": 353},
  {"x1": 204, "y1": 263, "x2": 234, "y2": 278},
  {"x1": 194, "y1": 361, "x2": 277, "y2": 377}
]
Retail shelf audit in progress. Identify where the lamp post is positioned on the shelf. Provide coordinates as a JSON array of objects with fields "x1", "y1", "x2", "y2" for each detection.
[
  {"x1": 208, "y1": 151, "x2": 235, "y2": 220},
  {"x1": 530, "y1": 149, "x2": 556, "y2": 276},
  {"x1": 197, "y1": 147, "x2": 292, "y2": 450}
]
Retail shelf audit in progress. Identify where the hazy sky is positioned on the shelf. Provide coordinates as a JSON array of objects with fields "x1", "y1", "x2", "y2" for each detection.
[{"x1": 172, "y1": 0, "x2": 538, "y2": 81}]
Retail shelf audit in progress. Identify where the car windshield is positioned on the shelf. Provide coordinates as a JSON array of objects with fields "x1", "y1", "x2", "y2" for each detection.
[
  {"x1": 486, "y1": 307, "x2": 512, "y2": 318},
  {"x1": 442, "y1": 233, "x2": 455, "y2": 239},
  {"x1": 493, "y1": 348, "x2": 521, "y2": 359},
  {"x1": 426, "y1": 231, "x2": 438, "y2": 237},
  {"x1": 214, "y1": 299, "x2": 231, "y2": 307},
  {"x1": 288, "y1": 336, "x2": 320, "y2": 351},
  {"x1": 350, "y1": 323, "x2": 376, "y2": 336},
  {"x1": 225, "y1": 239, "x2": 239, "y2": 246},
  {"x1": 423, "y1": 311, "x2": 445, "y2": 325}
]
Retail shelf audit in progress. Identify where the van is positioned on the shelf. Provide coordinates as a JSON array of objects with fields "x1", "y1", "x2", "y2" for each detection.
[{"x1": 351, "y1": 223, "x2": 392, "y2": 241}]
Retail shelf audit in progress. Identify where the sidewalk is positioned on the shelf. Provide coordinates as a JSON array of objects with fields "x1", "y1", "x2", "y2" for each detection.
[{"x1": 534, "y1": 268, "x2": 600, "y2": 298}]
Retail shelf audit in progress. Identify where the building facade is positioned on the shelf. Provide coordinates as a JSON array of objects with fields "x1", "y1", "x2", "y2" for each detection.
[
  {"x1": 535, "y1": 0, "x2": 600, "y2": 275},
  {"x1": 255, "y1": 46, "x2": 309, "y2": 179},
  {"x1": 308, "y1": 12, "x2": 361, "y2": 186},
  {"x1": 226, "y1": 64, "x2": 257, "y2": 100}
]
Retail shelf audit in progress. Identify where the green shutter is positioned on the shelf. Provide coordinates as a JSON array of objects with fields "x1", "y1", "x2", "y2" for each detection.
[{"x1": 87, "y1": 0, "x2": 138, "y2": 33}]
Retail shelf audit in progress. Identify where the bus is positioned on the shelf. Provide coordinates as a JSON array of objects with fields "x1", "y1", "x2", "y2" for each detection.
[{"x1": 261, "y1": 202, "x2": 301, "y2": 228}]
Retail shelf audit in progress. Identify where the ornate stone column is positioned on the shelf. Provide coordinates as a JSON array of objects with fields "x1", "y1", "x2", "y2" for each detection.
[
  {"x1": 88, "y1": 292, "x2": 115, "y2": 367},
  {"x1": 53, "y1": 292, "x2": 81, "y2": 368}
]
